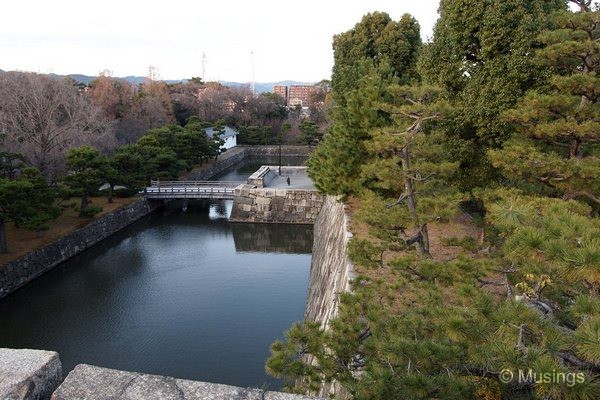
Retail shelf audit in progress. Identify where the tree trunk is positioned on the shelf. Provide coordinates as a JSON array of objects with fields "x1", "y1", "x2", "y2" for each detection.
[
  {"x1": 108, "y1": 184, "x2": 114, "y2": 203},
  {"x1": 421, "y1": 223, "x2": 430, "y2": 254},
  {"x1": 0, "y1": 218, "x2": 7, "y2": 254},
  {"x1": 401, "y1": 144, "x2": 428, "y2": 256},
  {"x1": 81, "y1": 191, "x2": 89, "y2": 210},
  {"x1": 570, "y1": 138, "x2": 581, "y2": 159}
]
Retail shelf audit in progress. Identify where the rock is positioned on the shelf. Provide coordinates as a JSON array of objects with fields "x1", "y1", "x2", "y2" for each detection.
[
  {"x1": 52, "y1": 365, "x2": 324, "y2": 400},
  {"x1": 0, "y1": 348, "x2": 62, "y2": 400}
]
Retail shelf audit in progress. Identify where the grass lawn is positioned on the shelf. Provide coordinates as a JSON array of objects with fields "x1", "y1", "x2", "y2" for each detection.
[{"x1": 0, "y1": 195, "x2": 140, "y2": 265}]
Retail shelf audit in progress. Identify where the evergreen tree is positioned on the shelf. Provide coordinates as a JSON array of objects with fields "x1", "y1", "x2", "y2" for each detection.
[
  {"x1": 64, "y1": 146, "x2": 108, "y2": 214},
  {"x1": 419, "y1": 0, "x2": 566, "y2": 189},
  {"x1": 308, "y1": 13, "x2": 422, "y2": 196},
  {"x1": 0, "y1": 168, "x2": 59, "y2": 253},
  {"x1": 298, "y1": 120, "x2": 321, "y2": 146},
  {"x1": 489, "y1": 2, "x2": 600, "y2": 207},
  {"x1": 332, "y1": 12, "x2": 421, "y2": 101},
  {"x1": 358, "y1": 85, "x2": 460, "y2": 256}
]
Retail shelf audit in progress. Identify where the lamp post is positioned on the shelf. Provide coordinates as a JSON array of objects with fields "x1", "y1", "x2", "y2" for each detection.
[
  {"x1": 279, "y1": 123, "x2": 290, "y2": 176},
  {"x1": 279, "y1": 132, "x2": 282, "y2": 176}
]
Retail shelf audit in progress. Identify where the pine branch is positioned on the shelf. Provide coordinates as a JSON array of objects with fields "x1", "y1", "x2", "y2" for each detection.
[
  {"x1": 477, "y1": 277, "x2": 505, "y2": 288},
  {"x1": 558, "y1": 351, "x2": 600, "y2": 373},
  {"x1": 407, "y1": 172, "x2": 437, "y2": 182},
  {"x1": 386, "y1": 193, "x2": 408, "y2": 208},
  {"x1": 563, "y1": 190, "x2": 600, "y2": 205},
  {"x1": 516, "y1": 324, "x2": 526, "y2": 352}
]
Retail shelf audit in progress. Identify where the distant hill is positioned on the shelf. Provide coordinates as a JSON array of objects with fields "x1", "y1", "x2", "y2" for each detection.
[
  {"x1": 0, "y1": 69, "x2": 314, "y2": 93},
  {"x1": 219, "y1": 80, "x2": 315, "y2": 93}
]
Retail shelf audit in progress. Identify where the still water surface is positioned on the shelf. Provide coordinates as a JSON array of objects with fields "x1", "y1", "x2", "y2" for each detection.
[{"x1": 0, "y1": 159, "x2": 312, "y2": 389}]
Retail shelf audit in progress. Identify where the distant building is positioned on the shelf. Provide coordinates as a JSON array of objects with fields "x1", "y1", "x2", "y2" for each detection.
[
  {"x1": 204, "y1": 126, "x2": 238, "y2": 150},
  {"x1": 272, "y1": 84, "x2": 317, "y2": 108},
  {"x1": 288, "y1": 85, "x2": 316, "y2": 108},
  {"x1": 273, "y1": 85, "x2": 288, "y2": 102}
]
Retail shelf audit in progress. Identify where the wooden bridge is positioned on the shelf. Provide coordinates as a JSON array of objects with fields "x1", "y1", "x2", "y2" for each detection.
[{"x1": 142, "y1": 180, "x2": 244, "y2": 200}]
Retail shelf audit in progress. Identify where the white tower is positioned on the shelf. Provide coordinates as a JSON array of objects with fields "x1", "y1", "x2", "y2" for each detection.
[{"x1": 202, "y1": 53, "x2": 207, "y2": 82}]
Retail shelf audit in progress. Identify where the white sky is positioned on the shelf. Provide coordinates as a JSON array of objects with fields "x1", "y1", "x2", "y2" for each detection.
[{"x1": 0, "y1": 1, "x2": 440, "y2": 82}]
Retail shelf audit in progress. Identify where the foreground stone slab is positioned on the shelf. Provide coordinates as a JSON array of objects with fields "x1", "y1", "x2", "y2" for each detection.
[
  {"x1": 52, "y1": 364, "x2": 323, "y2": 400},
  {"x1": 0, "y1": 348, "x2": 62, "y2": 400}
]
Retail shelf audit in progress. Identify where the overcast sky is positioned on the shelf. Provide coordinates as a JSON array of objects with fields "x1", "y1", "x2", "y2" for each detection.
[{"x1": 0, "y1": 1, "x2": 440, "y2": 82}]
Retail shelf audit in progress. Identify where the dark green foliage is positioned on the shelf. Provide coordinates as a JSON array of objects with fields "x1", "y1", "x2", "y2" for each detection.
[
  {"x1": 270, "y1": 4, "x2": 600, "y2": 399},
  {"x1": 109, "y1": 117, "x2": 222, "y2": 185},
  {"x1": 64, "y1": 146, "x2": 109, "y2": 212},
  {"x1": 237, "y1": 125, "x2": 274, "y2": 145},
  {"x1": 490, "y1": 4, "x2": 600, "y2": 208},
  {"x1": 418, "y1": 0, "x2": 566, "y2": 189},
  {"x1": 298, "y1": 120, "x2": 321, "y2": 146},
  {"x1": 0, "y1": 168, "x2": 59, "y2": 252},
  {"x1": 308, "y1": 13, "x2": 422, "y2": 196},
  {"x1": 139, "y1": 117, "x2": 222, "y2": 170},
  {"x1": 332, "y1": 12, "x2": 421, "y2": 101},
  {"x1": 0, "y1": 151, "x2": 24, "y2": 179},
  {"x1": 308, "y1": 64, "x2": 392, "y2": 195}
]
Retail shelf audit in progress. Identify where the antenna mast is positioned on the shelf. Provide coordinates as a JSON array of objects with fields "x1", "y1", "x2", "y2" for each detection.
[
  {"x1": 202, "y1": 53, "x2": 206, "y2": 82},
  {"x1": 250, "y1": 50, "x2": 255, "y2": 93}
]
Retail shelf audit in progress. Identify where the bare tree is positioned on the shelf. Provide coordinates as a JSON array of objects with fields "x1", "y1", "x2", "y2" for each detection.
[
  {"x1": 87, "y1": 70, "x2": 135, "y2": 119},
  {"x1": 0, "y1": 71, "x2": 115, "y2": 180}
]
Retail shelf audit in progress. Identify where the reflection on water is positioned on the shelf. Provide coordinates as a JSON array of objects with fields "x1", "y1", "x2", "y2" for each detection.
[
  {"x1": 0, "y1": 160, "x2": 313, "y2": 390},
  {"x1": 232, "y1": 223, "x2": 313, "y2": 254}
]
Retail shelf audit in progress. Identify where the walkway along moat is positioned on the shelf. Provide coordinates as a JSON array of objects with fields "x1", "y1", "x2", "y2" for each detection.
[{"x1": 0, "y1": 157, "x2": 323, "y2": 394}]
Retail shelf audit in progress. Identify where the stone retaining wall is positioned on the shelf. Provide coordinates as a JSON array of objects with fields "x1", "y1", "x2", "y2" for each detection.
[
  {"x1": 240, "y1": 145, "x2": 313, "y2": 157},
  {"x1": 304, "y1": 196, "x2": 355, "y2": 399},
  {"x1": 230, "y1": 185, "x2": 325, "y2": 224},
  {"x1": 0, "y1": 199, "x2": 157, "y2": 300},
  {"x1": 186, "y1": 147, "x2": 247, "y2": 180}
]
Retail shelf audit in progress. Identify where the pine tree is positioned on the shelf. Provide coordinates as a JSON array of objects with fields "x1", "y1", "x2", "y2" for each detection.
[
  {"x1": 357, "y1": 85, "x2": 460, "y2": 256},
  {"x1": 64, "y1": 146, "x2": 108, "y2": 214},
  {"x1": 0, "y1": 168, "x2": 59, "y2": 253},
  {"x1": 419, "y1": 0, "x2": 566, "y2": 189},
  {"x1": 308, "y1": 63, "x2": 392, "y2": 195},
  {"x1": 489, "y1": 2, "x2": 600, "y2": 207},
  {"x1": 308, "y1": 13, "x2": 422, "y2": 196}
]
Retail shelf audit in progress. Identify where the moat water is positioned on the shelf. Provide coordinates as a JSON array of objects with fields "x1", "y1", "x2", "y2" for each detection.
[{"x1": 0, "y1": 159, "x2": 312, "y2": 389}]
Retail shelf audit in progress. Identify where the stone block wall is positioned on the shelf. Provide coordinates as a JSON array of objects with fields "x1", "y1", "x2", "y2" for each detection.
[
  {"x1": 304, "y1": 196, "x2": 355, "y2": 399},
  {"x1": 0, "y1": 199, "x2": 157, "y2": 300},
  {"x1": 246, "y1": 166, "x2": 275, "y2": 187},
  {"x1": 240, "y1": 145, "x2": 313, "y2": 157},
  {"x1": 305, "y1": 195, "x2": 355, "y2": 327},
  {"x1": 230, "y1": 185, "x2": 325, "y2": 224},
  {"x1": 185, "y1": 146, "x2": 247, "y2": 180}
]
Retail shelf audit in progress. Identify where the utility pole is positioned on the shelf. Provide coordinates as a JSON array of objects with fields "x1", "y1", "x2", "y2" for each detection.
[
  {"x1": 250, "y1": 50, "x2": 255, "y2": 94},
  {"x1": 279, "y1": 132, "x2": 282, "y2": 175}
]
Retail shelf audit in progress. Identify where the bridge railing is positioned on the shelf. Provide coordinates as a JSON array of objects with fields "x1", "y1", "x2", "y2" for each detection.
[
  {"x1": 145, "y1": 187, "x2": 235, "y2": 195},
  {"x1": 149, "y1": 180, "x2": 244, "y2": 188}
]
